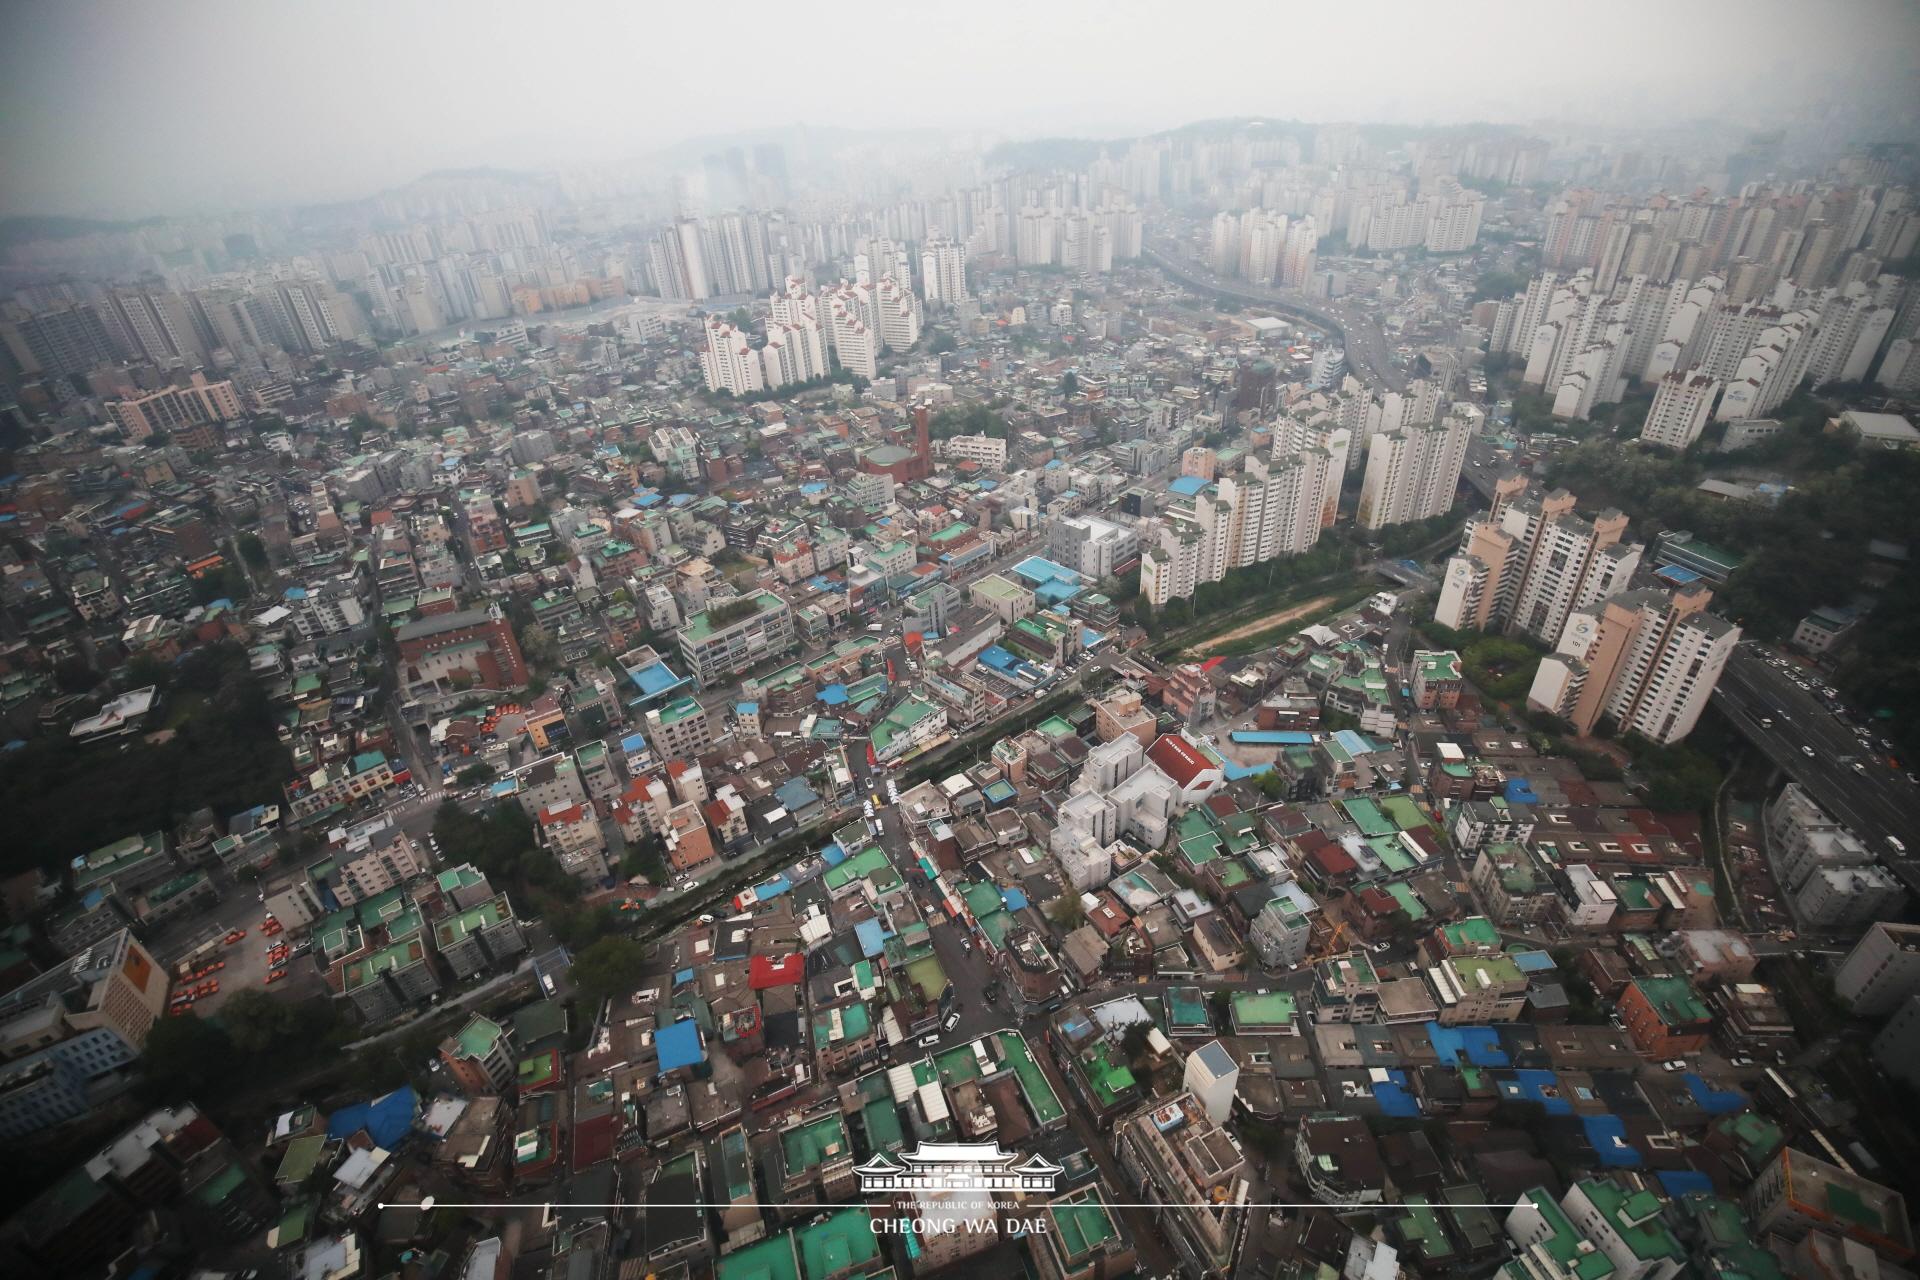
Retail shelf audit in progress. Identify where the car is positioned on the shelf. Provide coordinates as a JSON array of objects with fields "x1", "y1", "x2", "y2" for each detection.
[
  {"x1": 1890, "y1": 836, "x2": 1909, "y2": 854},
  {"x1": 224, "y1": 929, "x2": 246, "y2": 944},
  {"x1": 265, "y1": 969, "x2": 287, "y2": 984},
  {"x1": 943, "y1": 1012, "x2": 961, "y2": 1031},
  {"x1": 1802, "y1": 745, "x2": 1816, "y2": 757},
  {"x1": 1730, "y1": 1055, "x2": 1754, "y2": 1067},
  {"x1": 1662, "y1": 1060, "x2": 1684, "y2": 1072},
  {"x1": 1759, "y1": 717, "x2": 1773, "y2": 728},
  {"x1": 1853, "y1": 762, "x2": 1868, "y2": 773}
]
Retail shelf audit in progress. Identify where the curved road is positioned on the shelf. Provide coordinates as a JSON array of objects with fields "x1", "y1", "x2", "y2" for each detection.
[{"x1": 1146, "y1": 244, "x2": 1405, "y2": 392}]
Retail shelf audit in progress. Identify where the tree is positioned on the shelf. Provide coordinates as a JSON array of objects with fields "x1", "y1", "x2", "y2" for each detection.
[
  {"x1": 139, "y1": 1013, "x2": 237, "y2": 1103},
  {"x1": 455, "y1": 763, "x2": 496, "y2": 787},
  {"x1": 1060, "y1": 371, "x2": 1079, "y2": 398},
  {"x1": 621, "y1": 833, "x2": 669, "y2": 885},
  {"x1": 1120, "y1": 1021, "x2": 1154, "y2": 1067},
  {"x1": 571, "y1": 936, "x2": 650, "y2": 1006},
  {"x1": 1047, "y1": 893, "x2": 1086, "y2": 931},
  {"x1": 54, "y1": 658, "x2": 98, "y2": 694},
  {"x1": 238, "y1": 533, "x2": 269, "y2": 570}
]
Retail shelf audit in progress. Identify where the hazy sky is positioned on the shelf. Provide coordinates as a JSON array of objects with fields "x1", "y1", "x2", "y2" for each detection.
[{"x1": 4, "y1": 0, "x2": 1917, "y2": 218}]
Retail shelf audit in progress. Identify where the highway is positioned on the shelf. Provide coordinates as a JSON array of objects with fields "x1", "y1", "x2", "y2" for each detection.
[
  {"x1": 1145, "y1": 244, "x2": 1405, "y2": 392},
  {"x1": 1712, "y1": 645, "x2": 1920, "y2": 895}
]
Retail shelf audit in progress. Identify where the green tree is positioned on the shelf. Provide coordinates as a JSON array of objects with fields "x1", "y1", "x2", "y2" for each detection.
[
  {"x1": 455, "y1": 763, "x2": 496, "y2": 787},
  {"x1": 1060, "y1": 370, "x2": 1078, "y2": 397},
  {"x1": 139, "y1": 1013, "x2": 238, "y2": 1103},
  {"x1": 1047, "y1": 893, "x2": 1086, "y2": 930},
  {"x1": 238, "y1": 533, "x2": 269, "y2": 570},
  {"x1": 570, "y1": 936, "x2": 650, "y2": 1006}
]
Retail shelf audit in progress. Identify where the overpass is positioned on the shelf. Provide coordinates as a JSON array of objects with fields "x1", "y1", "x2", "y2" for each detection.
[{"x1": 1145, "y1": 243, "x2": 1405, "y2": 391}]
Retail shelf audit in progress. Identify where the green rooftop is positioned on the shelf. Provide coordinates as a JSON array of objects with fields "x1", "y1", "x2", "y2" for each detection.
[
  {"x1": 1632, "y1": 976, "x2": 1711, "y2": 1027},
  {"x1": 1443, "y1": 916, "x2": 1500, "y2": 951},
  {"x1": 452, "y1": 1014, "x2": 506, "y2": 1061},
  {"x1": 682, "y1": 591, "x2": 785, "y2": 641},
  {"x1": 716, "y1": 1234, "x2": 799, "y2": 1280},
  {"x1": 999, "y1": 1030, "x2": 1064, "y2": 1124},
  {"x1": 1577, "y1": 1178, "x2": 1683, "y2": 1263},
  {"x1": 276, "y1": 1133, "x2": 327, "y2": 1185},
  {"x1": 1081, "y1": 1041, "x2": 1137, "y2": 1108},
  {"x1": 1050, "y1": 1186, "x2": 1120, "y2": 1260},
  {"x1": 1394, "y1": 1195, "x2": 1455, "y2": 1262},
  {"x1": 1232, "y1": 990, "x2": 1298, "y2": 1029},
  {"x1": 797, "y1": 1208, "x2": 880, "y2": 1280},
  {"x1": 781, "y1": 1114, "x2": 851, "y2": 1171},
  {"x1": 1520, "y1": 1189, "x2": 1615, "y2": 1280}
]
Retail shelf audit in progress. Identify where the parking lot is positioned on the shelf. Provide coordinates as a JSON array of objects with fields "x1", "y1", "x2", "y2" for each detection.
[{"x1": 154, "y1": 879, "x2": 327, "y2": 1017}]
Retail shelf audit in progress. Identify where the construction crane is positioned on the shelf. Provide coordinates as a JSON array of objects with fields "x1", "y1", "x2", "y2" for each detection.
[{"x1": 1309, "y1": 918, "x2": 1348, "y2": 962}]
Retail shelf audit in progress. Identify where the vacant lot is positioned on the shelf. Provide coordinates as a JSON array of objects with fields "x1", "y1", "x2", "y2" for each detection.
[{"x1": 1181, "y1": 594, "x2": 1340, "y2": 655}]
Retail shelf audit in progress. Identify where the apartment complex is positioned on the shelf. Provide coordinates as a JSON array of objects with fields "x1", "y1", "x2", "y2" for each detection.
[
  {"x1": 1356, "y1": 413, "x2": 1473, "y2": 531},
  {"x1": 104, "y1": 372, "x2": 243, "y2": 441},
  {"x1": 1527, "y1": 586, "x2": 1738, "y2": 743},
  {"x1": 1436, "y1": 484, "x2": 1641, "y2": 644}
]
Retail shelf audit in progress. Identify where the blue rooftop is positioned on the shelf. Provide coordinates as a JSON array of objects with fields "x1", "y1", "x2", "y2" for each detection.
[
  {"x1": 656, "y1": 1018, "x2": 706, "y2": 1072},
  {"x1": 1683, "y1": 1073, "x2": 1748, "y2": 1115},
  {"x1": 327, "y1": 1085, "x2": 418, "y2": 1149},
  {"x1": 855, "y1": 917, "x2": 891, "y2": 959},
  {"x1": 1010, "y1": 555, "x2": 1081, "y2": 586},
  {"x1": 627, "y1": 660, "x2": 689, "y2": 700},
  {"x1": 1426, "y1": 1023, "x2": 1511, "y2": 1068},
  {"x1": 774, "y1": 777, "x2": 819, "y2": 811},
  {"x1": 620, "y1": 732, "x2": 648, "y2": 754},
  {"x1": 818, "y1": 683, "x2": 849, "y2": 706},
  {"x1": 1657, "y1": 1170, "x2": 1714, "y2": 1197},
  {"x1": 1504, "y1": 1069, "x2": 1572, "y2": 1114},
  {"x1": 1169, "y1": 474, "x2": 1208, "y2": 497},
  {"x1": 1582, "y1": 1113, "x2": 1641, "y2": 1166},
  {"x1": 1231, "y1": 730, "x2": 1316, "y2": 745},
  {"x1": 1373, "y1": 1070, "x2": 1420, "y2": 1117},
  {"x1": 1504, "y1": 778, "x2": 1540, "y2": 806}
]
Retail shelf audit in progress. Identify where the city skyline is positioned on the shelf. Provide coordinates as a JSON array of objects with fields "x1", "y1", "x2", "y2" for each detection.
[{"x1": 4, "y1": 0, "x2": 1920, "y2": 218}]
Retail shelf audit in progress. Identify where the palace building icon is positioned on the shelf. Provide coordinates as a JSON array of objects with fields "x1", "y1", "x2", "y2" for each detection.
[{"x1": 854, "y1": 1141, "x2": 1064, "y2": 1194}]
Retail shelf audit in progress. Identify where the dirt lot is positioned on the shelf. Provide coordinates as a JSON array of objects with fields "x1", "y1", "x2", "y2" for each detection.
[{"x1": 1180, "y1": 594, "x2": 1339, "y2": 653}]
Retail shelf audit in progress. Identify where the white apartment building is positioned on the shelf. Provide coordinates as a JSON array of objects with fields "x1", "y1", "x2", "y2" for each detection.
[
  {"x1": 1435, "y1": 483, "x2": 1644, "y2": 645},
  {"x1": 699, "y1": 317, "x2": 765, "y2": 397},
  {"x1": 942, "y1": 434, "x2": 1007, "y2": 468},
  {"x1": 1835, "y1": 923, "x2": 1920, "y2": 1017},
  {"x1": 875, "y1": 276, "x2": 922, "y2": 351},
  {"x1": 1527, "y1": 586, "x2": 1739, "y2": 744},
  {"x1": 1806, "y1": 282, "x2": 1896, "y2": 385},
  {"x1": 823, "y1": 284, "x2": 880, "y2": 380},
  {"x1": 920, "y1": 237, "x2": 967, "y2": 303},
  {"x1": 1639, "y1": 371, "x2": 1722, "y2": 450},
  {"x1": 1046, "y1": 514, "x2": 1137, "y2": 581},
  {"x1": 1791, "y1": 866, "x2": 1906, "y2": 930},
  {"x1": 1356, "y1": 414, "x2": 1472, "y2": 530}
]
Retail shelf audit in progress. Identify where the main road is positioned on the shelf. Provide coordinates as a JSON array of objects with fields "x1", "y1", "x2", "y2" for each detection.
[
  {"x1": 1145, "y1": 244, "x2": 1405, "y2": 392},
  {"x1": 1712, "y1": 645, "x2": 1920, "y2": 897}
]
